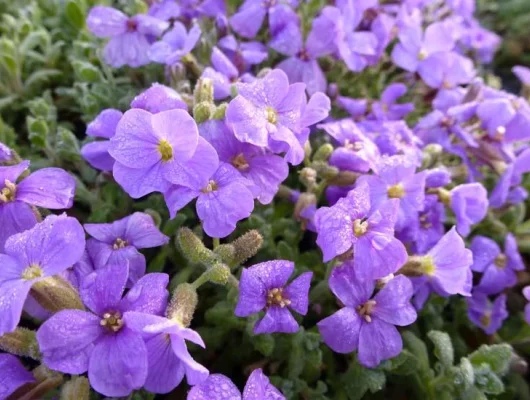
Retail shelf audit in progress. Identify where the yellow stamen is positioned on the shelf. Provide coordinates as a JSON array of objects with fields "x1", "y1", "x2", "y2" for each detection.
[
  {"x1": 353, "y1": 219, "x2": 369, "y2": 237},
  {"x1": 494, "y1": 254, "x2": 507, "y2": 269},
  {"x1": 100, "y1": 311, "x2": 124, "y2": 332},
  {"x1": 232, "y1": 153, "x2": 250, "y2": 171},
  {"x1": 0, "y1": 179, "x2": 16, "y2": 203},
  {"x1": 422, "y1": 255, "x2": 436, "y2": 276},
  {"x1": 480, "y1": 313, "x2": 491, "y2": 327},
  {"x1": 21, "y1": 264, "x2": 43, "y2": 281},
  {"x1": 387, "y1": 183, "x2": 405, "y2": 199},
  {"x1": 158, "y1": 139, "x2": 173, "y2": 162},
  {"x1": 266, "y1": 287, "x2": 291, "y2": 308},
  {"x1": 265, "y1": 106, "x2": 278, "y2": 124},
  {"x1": 201, "y1": 180, "x2": 218, "y2": 193},
  {"x1": 113, "y1": 238, "x2": 128, "y2": 250},
  {"x1": 417, "y1": 49, "x2": 428, "y2": 60}
]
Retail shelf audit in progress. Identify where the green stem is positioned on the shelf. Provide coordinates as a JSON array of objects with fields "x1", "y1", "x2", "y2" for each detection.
[
  {"x1": 191, "y1": 272, "x2": 210, "y2": 290},
  {"x1": 213, "y1": 237, "x2": 220, "y2": 249}
]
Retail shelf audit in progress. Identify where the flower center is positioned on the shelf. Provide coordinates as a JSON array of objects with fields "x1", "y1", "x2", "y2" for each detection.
[
  {"x1": 231, "y1": 153, "x2": 250, "y2": 171},
  {"x1": 267, "y1": 287, "x2": 291, "y2": 308},
  {"x1": 494, "y1": 126, "x2": 506, "y2": 141},
  {"x1": 0, "y1": 179, "x2": 16, "y2": 203},
  {"x1": 265, "y1": 106, "x2": 278, "y2": 124},
  {"x1": 480, "y1": 313, "x2": 491, "y2": 327},
  {"x1": 297, "y1": 48, "x2": 310, "y2": 61},
  {"x1": 417, "y1": 49, "x2": 428, "y2": 61},
  {"x1": 437, "y1": 188, "x2": 451, "y2": 206},
  {"x1": 158, "y1": 139, "x2": 173, "y2": 162},
  {"x1": 126, "y1": 18, "x2": 138, "y2": 32},
  {"x1": 387, "y1": 183, "x2": 405, "y2": 199},
  {"x1": 100, "y1": 311, "x2": 124, "y2": 332},
  {"x1": 356, "y1": 299, "x2": 376, "y2": 323},
  {"x1": 419, "y1": 213, "x2": 432, "y2": 229},
  {"x1": 113, "y1": 238, "x2": 128, "y2": 250},
  {"x1": 421, "y1": 255, "x2": 436, "y2": 276},
  {"x1": 353, "y1": 219, "x2": 369, "y2": 237},
  {"x1": 344, "y1": 139, "x2": 363, "y2": 151},
  {"x1": 202, "y1": 180, "x2": 218, "y2": 193},
  {"x1": 21, "y1": 264, "x2": 43, "y2": 281},
  {"x1": 494, "y1": 253, "x2": 507, "y2": 269}
]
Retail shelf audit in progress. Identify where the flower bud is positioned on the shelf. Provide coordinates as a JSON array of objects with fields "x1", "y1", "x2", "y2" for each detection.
[
  {"x1": 166, "y1": 283, "x2": 198, "y2": 327},
  {"x1": 397, "y1": 256, "x2": 425, "y2": 277},
  {"x1": 31, "y1": 276, "x2": 84, "y2": 313},
  {"x1": 313, "y1": 143, "x2": 334, "y2": 162},
  {"x1": 60, "y1": 376, "x2": 90, "y2": 400},
  {"x1": 193, "y1": 78, "x2": 214, "y2": 104},
  {"x1": 212, "y1": 103, "x2": 228, "y2": 119},
  {"x1": 206, "y1": 262, "x2": 231, "y2": 285},
  {"x1": 214, "y1": 243, "x2": 236, "y2": 265},
  {"x1": 193, "y1": 101, "x2": 214, "y2": 124},
  {"x1": 327, "y1": 170, "x2": 359, "y2": 186},
  {"x1": 231, "y1": 230, "x2": 263, "y2": 265},
  {"x1": 0, "y1": 327, "x2": 39, "y2": 359},
  {"x1": 376, "y1": 274, "x2": 395, "y2": 289},
  {"x1": 294, "y1": 192, "x2": 317, "y2": 221},
  {"x1": 15, "y1": 365, "x2": 64, "y2": 400},
  {"x1": 299, "y1": 167, "x2": 317, "y2": 189},
  {"x1": 176, "y1": 227, "x2": 216, "y2": 265}
]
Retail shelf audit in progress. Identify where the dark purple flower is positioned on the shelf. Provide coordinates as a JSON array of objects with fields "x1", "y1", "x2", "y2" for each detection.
[
  {"x1": 0, "y1": 354, "x2": 34, "y2": 399},
  {"x1": 149, "y1": 22, "x2": 201, "y2": 65},
  {"x1": 318, "y1": 266, "x2": 416, "y2": 367},
  {"x1": 235, "y1": 260, "x2": 312, "y2": 334},
  {"x1": 0, "y1": 162, "x2": 76, "y2": 252},
  {"x1": 188, "y1": 368, "x2": 284, "y2": 399},
  {"x1": 356, "y1": 155, "x2": 426, "y2": 231},
  {"x1": 84, "y1": 212, "x2": 169, "y2": 285},
  {"x1": 37, "y1": 264, "x2": 169, "y2": 397},
  {"x1": 81, "y1": 109, "x2": 123, "y2": 172},
  {"x1": 87, "y1": 6, "x2": 169, "y2": 68},
  {"x1": 467, "y1": 292, "x2": 508, "y2": 335},
  {"x1": 0, "y1": 214, "x2": 85, "y2": 336},
  {"x1": 199, "y1": 120, "x2": 288, "y2": 204},
  {"x1": 314, "y1": 182, "x2": 407, "y2": 280},
  {"x1": 124, "y1": 312, "x2": 208, "y2": 393},
  {"x1": 470, "y1": 234, "x2": 524, "y2": 295},
  {"x1": 109, "y1": 108, "x2": 199, "y2": 198}
]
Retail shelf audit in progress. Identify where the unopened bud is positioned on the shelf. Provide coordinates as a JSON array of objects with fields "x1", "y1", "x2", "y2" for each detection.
[
  {"x1": 397, "y1": 256, "x2": 425, "y2": 277},
  {"x1": 299, "y1": 167, "x2": 317, "y2": 189},
  {"x1": 176, "y1": 227, "x2": 216, "y2": 265},
  {"x1": 0, "y1": 327, "x2": 39, "y2": 359},
  {"x1": 212, "y1": 103, "x2": 228, "y2": 119},
  {"x1": 327, "y1": 83, "x2": 339, "y2": 100},
  {"x1": 193, "y1": 101, "x2": 214, "y2": 124},
  {"x1": 231, "y1": 230, "x2": 263, "y2": 265},
  {"x1": 16, "y1": 365, "x2": 63, "y2": 400},
  {"x1": 214, "y1": 243, "x2": 236, "y2": 265},
  {"x1": 320, "y1": 164, "x2": 339, "y2": 180},
  {"x1": 327, "y1": 170, "x2": 359, "y2": 186},
  {"x1": 182, "y1": 53, "x2": 203, "y2": 77},
  {"x1": 206, "y1": 262, "x2": 231, "y2": 285},
  {"x1": 60, "y1": 376, "x2": 90, "y2": 400},
  {"x1": 193, "y1": 78, "x2": 214, "y2": 105},
  {"x1": 31, "y1": 276, "x2": 84, "y2": 313},
  {"x1": 294, "y1": 192, "x2": 317, "y2": 221},
  {"x1": 313, "y1": 143, "x2": 334, "y2": 162},
  {"x1": 422, "y1": 143, "x2": 443, "y2": 168},
  {"x1": 376, "y1": 274, "x2": 395, "y2": 289},
  {"x1": 166, "y1": 283, "x2": 198, "y2": 327}
]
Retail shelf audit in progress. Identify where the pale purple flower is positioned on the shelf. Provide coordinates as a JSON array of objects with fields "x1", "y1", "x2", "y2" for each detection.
[
  {"x1": 109, "y1": 108, "x2": 199, "y2": 198},
  {"x1": 460, "y1": 22, "x2": 501, "y2": 64},
  {"x1": 149, "y1": 22, "x2": 201, "y2": 65},
  {"x1": 448, "y1": 183, "x2": 488, "y2": 237},
  {"x1": 81, "y1": 109, "x2": 123, "y2": 172},
  {"x1": 0, "y1": 161, "x2": 76, "y2": 252},
  {"x1": 87, "y1": 6, "x2": 169, "y2": 68},
  {"x1": 418, "y1": 52, "x2": 475, "y2": 89},
  {"x1": 235, "y1": 260, "x2": 312, "y2": 334},
  {"x1": 84, "y1": 212, "x2": 169, "y2": 285},
  {"x1": 124, "y1": 312, "x2": 208, "y2": 393},
  {"x1": 391, "y1": 21, "x2": 455, "y2": 73},
  {"x1": 188, "y1": 369, "x2": 284, "y2": 399},
  {"x1": 490, "y1": 148, "x2": 530, "y2": 208},
  {"x1": 131, "y1": 83, "x2": 188, "y2": 113},
  {"x1": 0, "y1": 354, "x2": 34, "y2": 399},
  {"x1": 200, "y1": 120, "x2": 288, "y2": 204},
  {"x1": 0, "y1": 141, "x2": 12, "y2": 162},
  {"x1": 420, "y1": 226, "x2": 473, "y2": 297},
  {"x1": 148, "y1": 0, "x2": 182, "y2": 21},
  {"x1": 513, "y1": 65, "x2": 530, "y2": 86},
  {"x1": 218, "y1": 35, "x2": 267, "y2": 73},
  {"x1": 0, "y1": 214, "x2": 85, "y2": 336},
  {"x1": 371, "y1": 84, "x2": 414, "y2": 121},
  {"x1": 471, "y1": 234, "x2": 524, "y2": 295},
  {"x1": 467, "y1": 292, "x2": 508, "y2": 335},
  {"x1": 524, "y1": 286, "x2": 530, "y2": 325},
  {"x1": 355, "y1": 155, "x2": 426, "y2": 231},
  {"x1": 314, "y1": 182, "x2": 408, "y2": 280},
  {"x1": 318, "y1": 267, "x2": 417, "y2": 368},
  {"x1": 37, "y1": 264, "x2": 169, "y2": 397}
]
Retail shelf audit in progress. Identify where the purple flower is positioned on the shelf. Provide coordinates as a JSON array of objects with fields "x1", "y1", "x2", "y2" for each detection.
[
  {"x1": 131, "y1": 83, "x2": 188, "y2": 113},
  {"x1": 318, "y1": 119, "x2": 380, "y2": 173},
  {"x1": 235, "y1": 260, "x2": 312, "y2": 334},
  {"x1": 371, "y1": 84, "x2": 414, "y2": 121},
  {"x1": 87, "y1": 6, "x2": 168, "y2": 68},
  {"x1": 148, "y1": 0, "x2": 182, "y2": 21},
  {"x1": 37, "y1": 264, "x2": 169, "y2": 397},
  {"x1": 0, "y1": 354, "x2": 34, "y2": 399},
  {"x1": 356, "y1": 155, "x2": 426, "y2": 231},
  {"x1": 314, "y1": 182, "x2": 407, "y2": 280},
  {"x1": 124, "y1": 312, "x2": 208, "y2": 393},
  {"x1": 0, "y1": 161, "x2": 76, "y2": 252},
  {"x1": 490, "y1": 148, "x2": 530, "y2": 208},
  {"x1": 202, "y1": 46, "x2": 249, "y2": 100},
  {"x1": 524, "y1": 286, "x2": 530, "y2": 325},
  {"x1": 318, "y1": 266, "x2": 417, "y2": 368},
  {"x1": 226, "y1": 69, "x2": 329, "y2": 165},
  {"x1": 467, "y1": 292, "x2": 508, "y2": 335},
  {"x1": 513, "y1": 65, "x2": 530, "y2": 86},
  {"x1": 188, "y1": 368, "x2": 284, "y2": 399},
  {"x1": 218, "y1": 35, "x2": 267, "y2": 73},
  {"x1": 199, "y1": 120, "x2": 288, "y2": 204},
  {"x1": 418, "y1": 52, "x2": 475, "y2": 89},
  {"x1": 84, "y1": 212, "x2": 169, "y2": 285},
  {"x1": 149, "y1": 22, "x2": 201, "y2": 65},
  {"x1": 409, "y1": 195, "x2": 446, "y2": 254},
  {"x1": 0, "y1": 214, "x2": 85, "y2": 336},
  {"x1": 420, "y1": 226, "x2": 473, "y2": 297},
  {"x1": 447, "y1": 183, "x2": 488, "y2": 237},
  {"x1": 81, "y1": 109, "x2": 123, "y2": 172},
  {"x1": 470, "y1": 234, "x2": 524, "y2": 295},
  {"x1": 109, "y1": 108, "x2": 199, "y2": 198},
  {"x1": 391, "y1": 21, "x2": 455, "y2": 73},
  {"x1": 0, "y1": 141, "x2": 12, "y2": 162}
]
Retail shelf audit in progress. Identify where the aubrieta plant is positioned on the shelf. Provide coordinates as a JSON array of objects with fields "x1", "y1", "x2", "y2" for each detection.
[{"x1": 1, "y1": 0, "x2": 530, "y2": 399}]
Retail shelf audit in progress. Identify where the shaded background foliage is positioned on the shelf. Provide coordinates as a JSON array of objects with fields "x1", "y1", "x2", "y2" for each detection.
[{"x1": 1, "y1": 0, "x2": 530, "y2": 399}]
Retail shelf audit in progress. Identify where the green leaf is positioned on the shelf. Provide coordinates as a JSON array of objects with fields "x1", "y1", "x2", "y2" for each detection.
[
  {"x1": 402, "y1": 331, "x2": 430, "y2": 372},
  {"x1": 0, "y1": 95, "x2": 18, "y2": 110},
  {"x1": 461, "y1": 386, "x2": 488, "y2": 400},
  {"x1": 380, "y1": 349, "x2": 420, "y2": 375},
  {"x1": 27, "y1": 117, "x2": 49, "y2": 148},
  {"x1": 473, "y1": 365, "x2": 504, "y2": 395},
  {"x1": 469, "y1": 344, "x2": 513, "y2": 376},
  {"x1": 428, "y1": 330, "x2": 454, "y2": 368},
  {"x1": 24, "y1": 69, "x2": 61, "y2": 90},
  {"x1": 341, "y1": 359, "x2": 386, "y2": 400},
  {"x1": 65, "y1": 0, "x2": 86, "y2": 30},
  {"x1": 447, "y1": 358, "x2": 474, "y2": 393},
  {"x1": 72, "y1": 60, "x2": 102, "y2": 83}
]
